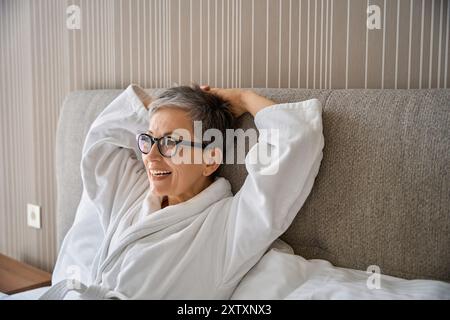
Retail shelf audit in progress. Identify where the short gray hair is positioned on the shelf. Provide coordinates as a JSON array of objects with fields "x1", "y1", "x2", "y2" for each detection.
[{"x1": 148, "y1": 84, "x2": 235, "y2": 163}]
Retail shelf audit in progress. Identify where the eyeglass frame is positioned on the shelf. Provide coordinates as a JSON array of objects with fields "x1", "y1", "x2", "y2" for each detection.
[{"x1": 136, "y1": 132, "x2": 211, "y2": 158}]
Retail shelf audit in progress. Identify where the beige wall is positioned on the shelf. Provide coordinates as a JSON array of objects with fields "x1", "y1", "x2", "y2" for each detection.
[{"x1": 0, "y1": 0, "x2": 448, "y2": 272}]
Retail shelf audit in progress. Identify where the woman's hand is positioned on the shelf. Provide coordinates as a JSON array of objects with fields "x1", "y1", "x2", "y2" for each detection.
[
  {"x1": 200, "y1": 85, "x2": 248, "y2": 118},
  {"x1": 200, "y1": 85, "x2": 275, "y2": 118}
]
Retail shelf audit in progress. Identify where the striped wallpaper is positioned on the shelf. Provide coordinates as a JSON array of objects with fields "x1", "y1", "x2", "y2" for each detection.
[{"x1": 0, "y1": 0, "x2": 448, "y2": 272}]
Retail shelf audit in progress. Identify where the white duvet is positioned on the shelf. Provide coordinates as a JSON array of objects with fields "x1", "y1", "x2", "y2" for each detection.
[
  {"x1": 3, "y1": 240, "x2": 449, "y2": 300},
  {"x1": 230, "y1": 239, "x2": 450, "y2": 300}
]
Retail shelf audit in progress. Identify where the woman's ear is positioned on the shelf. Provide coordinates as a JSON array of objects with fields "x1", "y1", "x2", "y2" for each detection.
[{"x1": 203, "y1": 147, "x2": 222, "y2": 177}]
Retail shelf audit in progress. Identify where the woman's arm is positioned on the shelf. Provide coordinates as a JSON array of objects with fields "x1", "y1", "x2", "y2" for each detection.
[
  {"x1": 203, "y1": 86, "x2": 325, "y2": 287},
  {"x1": 200, "y1": 85, "x2": 275, "y2": 117},
  {"x1": 81, "y1": 85, "x2": 150, "y2": 230},
  {"x1": 241, "y1": 90, "x2": 276, "y2": 117}
]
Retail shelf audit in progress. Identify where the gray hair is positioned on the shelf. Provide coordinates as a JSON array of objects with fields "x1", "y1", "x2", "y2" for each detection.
[
  {"x1": 148, "y1": 84, "x2": 235, "y2": 162},
  {"x1": 149, "y1": 84, "x2": 234, "y2": 137}
]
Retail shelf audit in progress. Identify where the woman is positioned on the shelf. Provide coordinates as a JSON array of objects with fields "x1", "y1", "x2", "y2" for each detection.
[{"x1": 44, "y1": 84, "x2": 324, "y2": 299}]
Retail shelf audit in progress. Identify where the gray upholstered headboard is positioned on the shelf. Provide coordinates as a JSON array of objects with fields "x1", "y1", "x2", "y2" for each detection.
[{"x1": 55, "y1": 88, "x2": 450, "y2": 282}]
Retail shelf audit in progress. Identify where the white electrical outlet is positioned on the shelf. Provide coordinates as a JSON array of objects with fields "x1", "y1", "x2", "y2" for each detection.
[{"x1": 27, "y1": 203, "x2": 41, "y2": 229}]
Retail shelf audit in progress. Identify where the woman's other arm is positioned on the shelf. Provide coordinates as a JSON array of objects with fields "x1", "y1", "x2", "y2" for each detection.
[
  {"x1": 203, "y1": 86, "x2": 325, "y2": 287},
  {"x1": 81, "y1": 85, "x2": 150, "y2": 230}
]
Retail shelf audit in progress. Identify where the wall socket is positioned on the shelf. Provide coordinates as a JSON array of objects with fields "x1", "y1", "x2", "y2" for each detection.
[{"x1": 27, "y1": 203, "x2": 41, "y2": 229}]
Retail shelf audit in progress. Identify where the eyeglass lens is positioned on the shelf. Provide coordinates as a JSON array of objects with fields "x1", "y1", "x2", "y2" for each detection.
[{"x1": 138, "y1": 134, "x2": 178, "y2": 157}]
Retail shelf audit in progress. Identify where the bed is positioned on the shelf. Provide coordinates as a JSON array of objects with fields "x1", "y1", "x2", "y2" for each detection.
[{"x1": 4, "y1": 88, "x2": 450, "y2": 299}]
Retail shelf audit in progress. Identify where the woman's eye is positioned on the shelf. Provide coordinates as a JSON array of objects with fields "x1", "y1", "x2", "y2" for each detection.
[{"x1": 164, "y1": 137, "x2": 177, "y2": 146}]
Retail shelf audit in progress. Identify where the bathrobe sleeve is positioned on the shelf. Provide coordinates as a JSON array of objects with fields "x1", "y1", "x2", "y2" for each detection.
[
  {"x1": 80, "y1": 92, "x2": 150, "y2": 232},
  {"x1": 220, "y1": 99, "x2": 324, "y2": 286}
]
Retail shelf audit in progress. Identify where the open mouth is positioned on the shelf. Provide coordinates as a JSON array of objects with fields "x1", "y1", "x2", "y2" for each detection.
[{"x1": 149, "y1": 170, "x2": 172, "y2": 177}]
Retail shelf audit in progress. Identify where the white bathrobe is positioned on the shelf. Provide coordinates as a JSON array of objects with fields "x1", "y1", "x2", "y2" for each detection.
[{"x1": 45, "y1": 84, "x2": 324, "y2": 299}]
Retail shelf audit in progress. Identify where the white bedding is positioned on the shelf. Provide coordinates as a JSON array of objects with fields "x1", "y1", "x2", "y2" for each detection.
[
  {"x1": 230, "y1": 240, "x2": 450, "y2": 300},
  {"x1": 3, "y1": 241, "x2": 449, "y2": 300}
]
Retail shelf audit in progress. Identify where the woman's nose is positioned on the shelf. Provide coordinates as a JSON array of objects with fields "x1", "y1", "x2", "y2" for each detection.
[{"x1": 144, "y1": 142, "x2": 161, "y2": 161}]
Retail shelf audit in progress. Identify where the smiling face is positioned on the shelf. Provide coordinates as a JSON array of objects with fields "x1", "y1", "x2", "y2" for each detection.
[{"x1": 143, "y1": 107, "x2": 219, "y2": 206}]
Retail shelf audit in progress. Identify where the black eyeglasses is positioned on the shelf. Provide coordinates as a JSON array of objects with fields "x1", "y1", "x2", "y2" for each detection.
[{"x1": 136, "y1": 133, "x2": 209, "y2": 158}]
